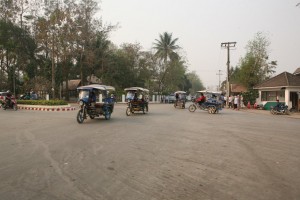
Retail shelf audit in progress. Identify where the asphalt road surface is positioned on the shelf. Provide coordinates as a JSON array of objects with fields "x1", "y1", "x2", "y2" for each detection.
[{"x1": 0, "y1": 103, "x2": 299, "y2": 200}]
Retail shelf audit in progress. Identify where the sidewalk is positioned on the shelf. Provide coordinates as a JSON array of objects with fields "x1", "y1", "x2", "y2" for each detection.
[
  {"x1": 17, "y1": 104, "x2": 76, "y2": 111},
  {"x1": 238, "y1": 108, "x2": 300, "y2": 119}
]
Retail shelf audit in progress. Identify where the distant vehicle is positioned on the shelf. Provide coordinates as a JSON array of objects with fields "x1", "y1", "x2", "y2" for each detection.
[
  {"x1": 124, "y1": 87, "x2": 149, "y2": 116},
  {"x1": 165, "y1": 94, "x2": 176, "y2": 103},
  {"x1": 174, "y1": 91, "x2": 187, "y2": 109}
]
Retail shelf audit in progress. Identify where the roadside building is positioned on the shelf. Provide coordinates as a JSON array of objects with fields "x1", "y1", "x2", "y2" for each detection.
[
  {"x1": 254, "y1": 68, "x2": 300, "y2": 111},
  {"x1": 230, "y1": 83, "x2": 247, "y2": 96}
]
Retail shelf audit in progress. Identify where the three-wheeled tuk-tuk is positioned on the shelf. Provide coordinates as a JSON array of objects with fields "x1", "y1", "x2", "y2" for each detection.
[
  {"x1": 77, "y1": 84, "x2": 115, "y2": 123},
  {"x1": 174, "y1": 91, "x2": 187, "y2": 109},
  {"x1": 124, "y1": 87, "x2": 149, "y2": 116},
  {"x1": 188, "y1": 90, "x2": 222, "y2": 114}
]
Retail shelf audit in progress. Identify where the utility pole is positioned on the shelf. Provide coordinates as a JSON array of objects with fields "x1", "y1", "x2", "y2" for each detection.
[
  {"x1": 221, "y1": 42, "x2": 236, "y2": 107},
  {"x1": 216, "y1": 70, "x2": 223, "y2": 91}
]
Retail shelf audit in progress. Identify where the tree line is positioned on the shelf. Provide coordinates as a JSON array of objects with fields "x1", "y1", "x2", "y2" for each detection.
[{"x1": 0, "y1": 0, "x2": 204, "y2": 100}]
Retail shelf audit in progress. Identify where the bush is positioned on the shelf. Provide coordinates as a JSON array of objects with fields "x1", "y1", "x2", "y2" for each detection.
[
  {"x1": 241, "y1": 89, "x2": 259, "y2": 105},
  {"x1": 17, "y1": 100, "x2": 68, "y2": 106}
]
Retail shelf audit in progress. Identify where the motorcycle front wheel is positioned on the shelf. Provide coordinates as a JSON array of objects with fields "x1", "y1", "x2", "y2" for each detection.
[
  {"x1": 284, "y1": 109, "x2": 290, "y2": 115},
  {"x1": 188, "y1": 104, "x2": 196, "y2": 112},
  {"x1": 77, "y1": 109, "x2": 85, "y2": 123},
  {"x1": 126, "y1": 107, "x2": 131, "y2": 116},
  {"x1": 146, "y1": 105, "x2": 149, "y2": 112},
  {"x1": 13, "y1": 104, "x2": 18, "y2": 111},
  {"x1": 105, "y1": 110, "x2": 111, "y2": 120},
  {"x1": 270, "y1": 108, "x2": 275, "y2": 115}
]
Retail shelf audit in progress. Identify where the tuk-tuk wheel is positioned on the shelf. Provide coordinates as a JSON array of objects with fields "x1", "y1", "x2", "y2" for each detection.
[
  {"x1": 208, "y1": 106, "x2": 217, "y2": 114},
  {"x1": 126, "y1": 107, "x2": 131, "y2": 116},
  {"x1": 188, "y1": 104, "x2": 196, "y2": 112},
  {"x1": 77, "y1": 110, "x2": 85, "y2": 123},
  {"x1": 105, "y1": 111, "x2": 111, "y2": 120}
]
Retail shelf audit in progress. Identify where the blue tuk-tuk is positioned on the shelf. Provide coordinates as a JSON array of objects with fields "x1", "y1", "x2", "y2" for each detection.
[{"x1": 76, "y1": 84, "x2": 115, "y2": 123}]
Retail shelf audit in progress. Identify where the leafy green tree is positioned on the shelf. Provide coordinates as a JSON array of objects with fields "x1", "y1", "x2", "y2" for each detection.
[
  {"x1": 0, "y1": 20, "x2": 36, "y2": 94},
  {"x1": 231, "y1": 32, "x2": 276, "y2": 89},
  {"x1": 186, "y1": 71, "x2": 204, "y2": 94}
]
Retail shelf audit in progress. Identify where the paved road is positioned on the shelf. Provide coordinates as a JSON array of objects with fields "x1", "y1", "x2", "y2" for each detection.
[{"x1": 0, "y1": 104, "x2": 299, "y2": 200}]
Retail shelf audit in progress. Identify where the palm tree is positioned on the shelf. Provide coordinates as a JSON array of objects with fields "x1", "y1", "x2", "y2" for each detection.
[
  {"x1": 153, "y1": 32, "x2": 180, "y2": 63},
  {"x1": 153, "y1": 32, "x2": 181, "y2": 94}
]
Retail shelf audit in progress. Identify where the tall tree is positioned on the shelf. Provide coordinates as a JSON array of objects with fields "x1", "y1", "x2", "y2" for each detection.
[
  {"x1": 153, "y1": 32, "x2": 181, "y2": 94},
  {"x1": 186, "y1": 71, "x2": 204, "y2": 94},
  {"x1": 0, "y1": 20, "x2": 36, "y2": 93},
  {"x1": 231, "y1": 32, "x2": 276, "y2": 89},
  {"x1": 153, "y1": 32, "x2": 179, "y2": 63}
]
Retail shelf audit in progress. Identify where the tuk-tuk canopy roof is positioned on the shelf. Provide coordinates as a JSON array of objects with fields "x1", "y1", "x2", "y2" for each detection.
[
  {"x1": 77, "y1": 84, "x2": 115, "y2": 91},
  {"x1": 196, "y1": 90, "x2": 221, "y2": 95},
  {"x1": 124, "y1": 87, "x2": 149, "y2": 93},
  {"x1": 174, "y1": 91, "x2": 186, "y2": 94}
]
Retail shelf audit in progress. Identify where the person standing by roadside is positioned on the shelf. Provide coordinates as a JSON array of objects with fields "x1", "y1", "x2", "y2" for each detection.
[
  {"x1": 240, "y1": 95, "x2": 244, "y2": 108},
  {"x1": 228, "y1": 95, "x2": 233, "y2": 108},
  {"x1": 233, "y1": 95, "x2": 239, "y2": 110},
  {"x1": 224, "y1": 95, "x2": 227, "y2": 107}
]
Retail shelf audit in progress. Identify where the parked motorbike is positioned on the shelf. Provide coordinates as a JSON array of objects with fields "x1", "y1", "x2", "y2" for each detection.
[
  {"x1": 19, "y1": 92, "x2": 31, "y2": 100},
  {"x1": 270, "y1": 103, "x2": 289, "y2": 115},
  {"x1": 1, "y1": 96, "x2": 18, "y2": 111}
]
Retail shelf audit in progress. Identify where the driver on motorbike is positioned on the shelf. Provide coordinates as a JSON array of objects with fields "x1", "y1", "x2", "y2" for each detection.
[
  {"x1": 89, "y1": 91, "x2": 96, "y2": 106},
  {"x1": 5, "y1": 90, "x2": 12, "y2": 106},
  {"x1": 195, "y1": 93, "x2": 206, "y2": 105}
]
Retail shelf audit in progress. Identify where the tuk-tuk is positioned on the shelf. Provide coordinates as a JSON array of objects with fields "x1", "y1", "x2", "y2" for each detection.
[
  {"x1": 76, "y1": 84, "x2": 115, "y2": 123},
  {"x1": 188, "y1": 90, "x2": 222, "y2": 114},
  {"x1": 124, "y1": 87, "x2": 149, "y2": 116},
  {"x1": 174, "y1": 91, "x2": 187, "y2": 109}
]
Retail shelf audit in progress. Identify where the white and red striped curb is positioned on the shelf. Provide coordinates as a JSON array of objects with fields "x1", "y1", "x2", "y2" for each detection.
[{"x1": 18, "y1": 106, "x2": 76, "y2": 111}]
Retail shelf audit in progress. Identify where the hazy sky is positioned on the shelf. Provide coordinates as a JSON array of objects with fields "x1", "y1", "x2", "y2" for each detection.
[{"x1": 99, "y1": 0, "x2": 300, "y2": 89}]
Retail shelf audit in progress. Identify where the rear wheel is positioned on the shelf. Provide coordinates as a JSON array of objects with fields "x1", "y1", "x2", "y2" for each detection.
[
  {"x1": 188, "y1": 104, "x2": 196, "y2": 112},
  {"x1": 77, "y1": 109, "x2": 84, "y2": 123},
  {"x1": 270, "y1": 108, "x2": 275, "y2": 115},
  {"x1": 208, "y1": 107, "x2": 215, "y2": 114}
]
